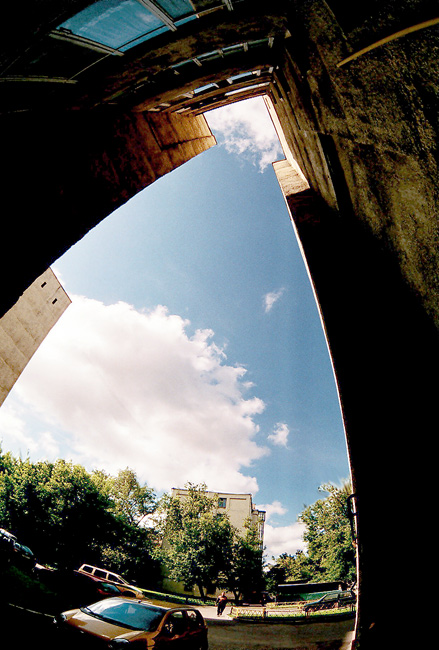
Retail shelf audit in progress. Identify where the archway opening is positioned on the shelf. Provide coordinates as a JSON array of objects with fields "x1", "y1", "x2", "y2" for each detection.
[{"x1": 0, "y1": 96, "x2": 353, "y2": 577}]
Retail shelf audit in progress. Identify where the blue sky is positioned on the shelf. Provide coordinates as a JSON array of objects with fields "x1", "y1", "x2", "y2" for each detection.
[{"x1": 0, "y1": 97, "x2": 350, "y2": 559}]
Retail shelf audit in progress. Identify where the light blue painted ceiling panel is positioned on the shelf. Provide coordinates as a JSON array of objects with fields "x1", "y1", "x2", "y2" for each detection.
[{"x1": 58, "y1": 0, "x2": 170, "y2": 50}]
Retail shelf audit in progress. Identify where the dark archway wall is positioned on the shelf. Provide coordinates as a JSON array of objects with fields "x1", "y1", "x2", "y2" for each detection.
[
  {"x1": 0, "y1": 2, "x2": 438, "y2": 647},
  {"x1": 0, "y1": 1, "x2": 287, "y2": 317},
  {"x1": 276, "y1": 0, "x2": 439, "y2": 326},
  {"x1": 270, "y1": 2, "x2": 439, "y2": 647},
  {"x1": 0, "y1": 108, "x2": 215, "y2": 317}
]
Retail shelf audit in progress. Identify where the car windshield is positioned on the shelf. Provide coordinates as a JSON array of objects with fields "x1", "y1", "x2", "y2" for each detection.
[
  {"x1": 100, "y1": 582, "x2": 120, "y2": 594},
  {"x1": 111, "y1": 575, "x2": 129, "y2": 585},
  {"x1": 19, "y1": 545, "x2": 33, "y2": 554},
  {"x1": 81, "y1": 599, "x2": 165, "y2": 631}
]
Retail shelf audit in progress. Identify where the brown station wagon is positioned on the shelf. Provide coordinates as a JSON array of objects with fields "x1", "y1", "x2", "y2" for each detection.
[{"x1": 78, "y1": 564, "x2": 145, "y2": 600}]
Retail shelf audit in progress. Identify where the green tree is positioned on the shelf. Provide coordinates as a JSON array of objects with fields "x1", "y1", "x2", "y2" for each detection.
[
  {"x1": 265, "y1": 550, "x2": 315, "y2": 592},
  {"x1": 265, "y1": 481, "x2": 356, "y2": 591},
  {"x1": 1, "y1": 456, "x2": 116, "y2": 568},
  {"x1": 299, "y1": 480, "x2": 356, "y2": 583},
  {"x1": 0, "y1": 450, "x2": 160, "y2": 584},
  {"x1": 226, "y1": 518, "x2": 265, "y2": 602},
  {"x1": 0, "y1": 450, "x2": 16, "y2": 526},
  {"x1": 155, "y1": 483, "x2": 235, "y2": 600},
  {"x1": 94, "y1": 467, "x2": 157, "y2": 527}
]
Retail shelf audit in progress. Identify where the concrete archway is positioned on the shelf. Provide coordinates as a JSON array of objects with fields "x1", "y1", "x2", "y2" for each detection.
[{"x1": 1, "y1": 2, "x2": 438, "y2": 647}]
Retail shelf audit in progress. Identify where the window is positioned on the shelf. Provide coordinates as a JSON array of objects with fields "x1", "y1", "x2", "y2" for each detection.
[
  {"x1": 56, "y1": 0, "x2": 195, "y2": 52},
  {"x1": 164, "y1": 611, "x2": 185, "y2": 635},
  {"x1": 81, "y1": 565, "x2": 93, "y2": 574},
  {"x1": 57, "y1": 0, "x2": 167, "y2": 51},
  {"x1": 218, "y1": 497, "x2": 227, "y2": 508},
  {"x1": 194, "y1": 82, "x2": 218, "y2": 95},
  {"x1": 186, "y1": 610, "x2": 203, "y2": 628},
  {"x1": 110, "y1": 573, "x2": 125, "y2": 584}
]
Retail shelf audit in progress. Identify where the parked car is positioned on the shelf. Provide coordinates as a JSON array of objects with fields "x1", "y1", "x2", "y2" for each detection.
[
  {"x1": 0, "y1": 528, "x2": 17, "y2": 544},
  {"x1": 54, "y1": 597, "x2": 209, "y2": 649},
  {"x1": 74, "y1": 570, "x2": 146, "y2": 601},
  {"x1": 77, "y1": 564, "x2": 146, "y2": 599},
  {"x1": 0, "y1": 528, "x2": 36, "y2": 570},
  {"x1": 0, "y1": 528, "x2": 16, "y2": 561},
  {"x1": 302, "y1": 590, "x2": 356, "y2": 613},
  {"x1": 69, "y1": 571, "x2": 124, "y2": 603},
  {"x1": 13, "y1": 542, "x2": 36, "y2": 570},
  {"x1": 35, "y1": 567, "x2": 124, "y2": 610}
]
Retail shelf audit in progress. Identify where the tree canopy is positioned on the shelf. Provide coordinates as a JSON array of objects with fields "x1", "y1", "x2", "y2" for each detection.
[
  {"x1": 226, "y1": 517, "x2": 265, "y2": 602},
  {"x1": 1, "y1": 449, "x2": 355, "y2": 600},
  {"x1": 266, "y1": 480, "x2": 357, "y2": 590},
  {"x1": 0, "y1": 450, "x2": 160, "y2": 585}
]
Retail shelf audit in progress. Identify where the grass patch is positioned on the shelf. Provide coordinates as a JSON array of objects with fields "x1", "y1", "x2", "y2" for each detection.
[
  {"x1": 141, "y1": 588, "x2": 215, "y2": 607},
  {"x1": 0, "y1": 565, "x2": 58, "y2": 611}
]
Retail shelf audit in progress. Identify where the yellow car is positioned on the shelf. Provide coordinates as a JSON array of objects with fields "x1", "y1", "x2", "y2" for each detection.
[{"x1": 54, "y1": 597, "x2": 209, "y2": 649}]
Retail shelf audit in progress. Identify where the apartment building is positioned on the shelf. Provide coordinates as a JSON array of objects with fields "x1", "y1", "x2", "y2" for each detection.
[{"x1": 171, "y1": 487, "x2": 265, "y2": 547}]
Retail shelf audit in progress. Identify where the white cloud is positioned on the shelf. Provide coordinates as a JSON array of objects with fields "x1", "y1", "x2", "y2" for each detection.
[
  {"x1": 0, "y1": 402, "x2": 60, "y2": 461},
  {"x1": 206, "y1": 96, "x2": 283, "y2": 172},
  {"x1": 268, "y1": 422, "x2": 290, "y2": 447},
  {"x1": 256, "y1": 500, "x2": 306, "y2": 559},
  {"x1": 257, "y1": 499, "x2": 287, "y2": 521},
  {"x1": 264, "y1": 521, "x2": 306, "y2": 559},
  {"x1": 3, "y1": 295, "x2": 270, "y2": 494},
  {"x1": 263, "y1": 288, "x2": 285, "y2": 313}
]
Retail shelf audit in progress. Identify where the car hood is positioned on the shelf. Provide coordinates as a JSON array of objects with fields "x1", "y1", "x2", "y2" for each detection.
[{"x1": 65, "y1": 609, "x2": 149, "y2": 642}]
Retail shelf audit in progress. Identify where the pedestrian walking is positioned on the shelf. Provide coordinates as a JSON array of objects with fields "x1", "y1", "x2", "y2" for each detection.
[{"x1": 216, "y1": 591, "x2": 228, "y2": 616}]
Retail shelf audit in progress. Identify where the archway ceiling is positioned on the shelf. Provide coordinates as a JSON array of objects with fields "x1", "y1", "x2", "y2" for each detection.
[{"x1": 0, "y1": 0, "x2": 290, "y2": 116}]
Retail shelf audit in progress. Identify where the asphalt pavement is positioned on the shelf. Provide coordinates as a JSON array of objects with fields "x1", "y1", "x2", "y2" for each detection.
[
  {"x1": 4, "y1": 601, "x2": 355, "y2": 649},
  {"x1": 193, "y1": 605, "x2": 355, "y2": 649}
]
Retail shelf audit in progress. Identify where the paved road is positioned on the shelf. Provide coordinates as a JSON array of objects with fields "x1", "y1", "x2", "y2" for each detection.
[
  {"x1": 206, "y1": 618, "x2": 355, "y2": 650},
  {"x1": 4, "y1": 602, "x2": 355, "y2": 649},
  {"x1": 196, "y1": 606, "x2": 355, "y2": 650}
]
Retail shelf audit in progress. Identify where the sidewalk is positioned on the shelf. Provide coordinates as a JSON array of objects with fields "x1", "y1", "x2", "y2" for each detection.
[{"x1": 195, "y1": 605, "x2": 234, "y2": 624}]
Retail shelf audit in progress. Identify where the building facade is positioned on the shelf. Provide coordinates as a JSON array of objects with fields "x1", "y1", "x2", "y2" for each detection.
[
  {"x1": 162, "y1": 487, "x2": 265, "y2": 599},
  {"x1": 171, "y1": 487, "x2": 265, "y2": 547},
  {"x1": 0, "y1": 268, "x2": 71, "y2": 407}
]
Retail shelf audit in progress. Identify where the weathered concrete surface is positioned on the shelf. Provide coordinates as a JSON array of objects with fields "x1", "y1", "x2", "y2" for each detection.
[
  {"x1": 272, "y1": 1, "x2": 439, "y2": 328},
  {"x1": 270, "y1": 6, "x2": 439, "y2": 647},
  {"x1": 0, "y1": 268, "x2": 70, "y2": 406}
]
